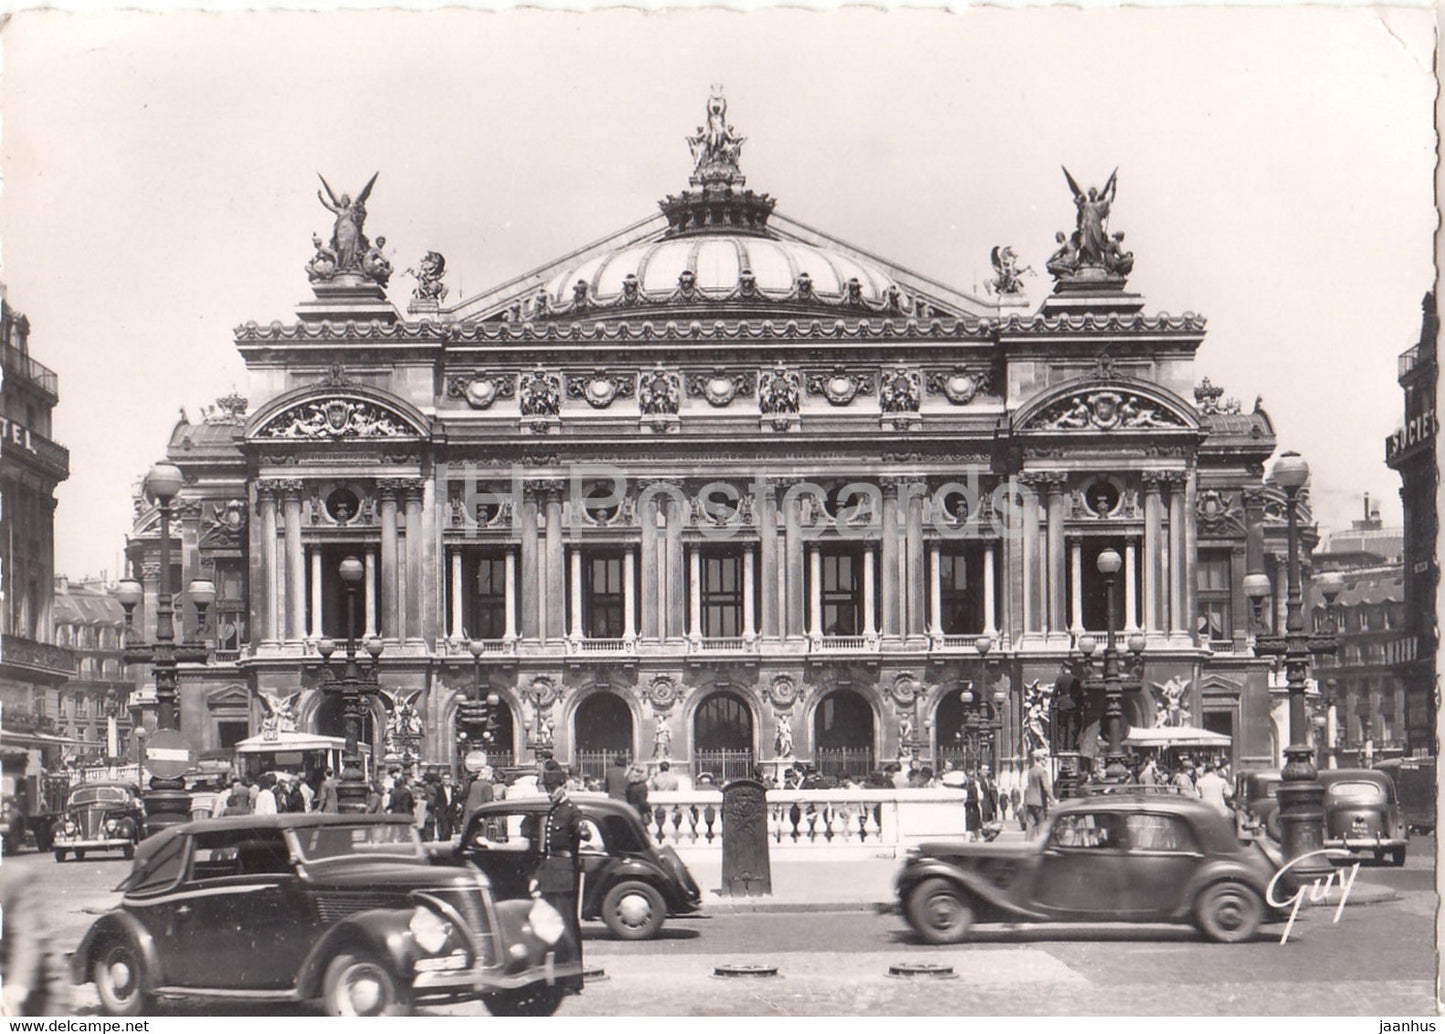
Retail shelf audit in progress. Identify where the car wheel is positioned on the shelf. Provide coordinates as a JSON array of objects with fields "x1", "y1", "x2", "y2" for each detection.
[
  {"x1": 483, "y1": 985, "x2": 566, "y2": 1017},
  {"x1": 321, "y1": 953, "x2": 411, "y2": 1016},
  {"x1": 53, "y1": 849, "x2": 66, "y2": 863},
  {"x1": 93, "y1": 939, "x2": 152, "y2": 1016},
  {"x1": 601, "y1": 880, "x2": 666, "y2": 940},
  {"x1": 1194, "y1": 880, "x2": 1264, "y2": 943},
  {"x1": 905, "y1": 878, "x2": 975, "y2": 944}
]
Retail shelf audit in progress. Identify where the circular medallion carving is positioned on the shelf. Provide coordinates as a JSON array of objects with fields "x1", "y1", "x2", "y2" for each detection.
[
  {"x1": 889, "y1": 674, "x2": 921, "y2": 708},
  {"x1": 645, "y1": 675, "x2": 679, "y2": 712},
  {"x1": 767, "y1": 675, "x2": 799, "y2": 711},
  {"x1": 325, "y1": 487, "x2": 360, "y2": 523},
  {"x1": 465, "y1": 379, "x2": 498, "y2": 408}
]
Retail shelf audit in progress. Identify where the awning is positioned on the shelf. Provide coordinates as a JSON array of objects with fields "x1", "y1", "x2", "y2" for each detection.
[
  {"x1": 234, "y1": 731, "x2": 349, "y2": 753},
  {"x1": 0, "y1": 729, "x2": 81, "y2": 749},
  {"x1": 1124, "y1": 725, "x2": 1233, "y2": 749}
]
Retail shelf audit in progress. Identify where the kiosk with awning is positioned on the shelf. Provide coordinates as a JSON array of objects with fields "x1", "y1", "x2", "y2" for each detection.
[{"x1": 233, "y1": 730, "x2": 372, "y2": 782}]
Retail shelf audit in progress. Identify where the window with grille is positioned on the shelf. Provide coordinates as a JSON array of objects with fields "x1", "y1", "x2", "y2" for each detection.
[{"x1": 701, "y1": 553, "x2": 743, "y2": 638}]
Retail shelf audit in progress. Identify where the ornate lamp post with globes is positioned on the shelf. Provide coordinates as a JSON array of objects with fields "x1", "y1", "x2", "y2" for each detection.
[
  {"x1": 1248, "y1": 451, "x2": 1336, "y2": 879},
  {"x1": 313, "y1": 556, "x2": 385, "y2": 812},
  {"x1": 115, "y1": 461, "x2": 215, "y2": 830},
  {"x1": 456, "y1": 640, "x2": 502, "y2": 773}
]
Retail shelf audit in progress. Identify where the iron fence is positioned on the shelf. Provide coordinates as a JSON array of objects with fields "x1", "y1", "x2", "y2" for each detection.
[
  {"x1": 692, "y1": 749, "x2": 754, "y2": 783},
  {"x1": 813, "y1": 747, "x2": 874, "y2": 780}
]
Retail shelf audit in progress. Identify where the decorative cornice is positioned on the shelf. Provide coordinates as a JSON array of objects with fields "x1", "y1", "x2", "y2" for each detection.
[{"x1": 236, "y1": 320, "x2": 446, "y2": 343}]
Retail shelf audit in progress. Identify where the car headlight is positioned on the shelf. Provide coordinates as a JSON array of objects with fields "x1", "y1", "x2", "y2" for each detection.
[
  {"x1": 64, "y1": 820, "x2": 77, "y2": 835},
  {"x1": 408, "y1": 906, "x2": 454, "y2": 955},
  {"x1": 105, "y1": 820, "x2": 119, "y2": 833},
  {"x1": 527, "y1": 897, "x2": 566, "y2": 946}
]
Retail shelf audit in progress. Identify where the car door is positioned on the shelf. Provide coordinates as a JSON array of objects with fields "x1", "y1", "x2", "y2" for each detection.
[
  {"x1": 1031, "y1": 810, "x2": 1125, "y2": 919},
  {"x1": 464, "y1": 809, "x2": 539, "y2": 900},
  {"x1": 1115, "y1": 811, "x2": 1204, "y2": 918}
]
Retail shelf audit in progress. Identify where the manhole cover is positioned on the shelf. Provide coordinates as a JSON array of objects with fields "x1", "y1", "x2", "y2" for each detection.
[
  {"x1": 887, "y1": 962, "x2": 957, "y2": 979},
  {"x1": 713, "y1": 963, "x2": 780, "y2": 978}
]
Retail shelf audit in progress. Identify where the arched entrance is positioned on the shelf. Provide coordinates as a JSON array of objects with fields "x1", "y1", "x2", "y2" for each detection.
[
  {"x1": 935, "y1": 686, "x2": 1000, "y2": 773},
  {"x1": 573, "y1": 692, "x2": 632, "y2": 780},
  {"x1": 813, "y1": 690, "x2": 874, "y2": 780},
  {"x1": 693, "y1": 692, "x2": 754, "y2": 783}
]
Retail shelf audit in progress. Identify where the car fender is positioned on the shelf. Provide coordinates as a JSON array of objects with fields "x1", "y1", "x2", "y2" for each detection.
[
  {"x1": 899, "y1": 859, "x2": 1041, "y2": 920},
  {"x1": 1175, "y1": 859, "x2": 1272, "y2": 921},
  {"x1": 295, "y1": 909, "x2": 416, "y2": 999},
  {"x1": 586, "y1": 859, "x2": 667, "y2": 911},
  {"x1": 72, "y1": 911, "x2": 164, "y2": 990}
]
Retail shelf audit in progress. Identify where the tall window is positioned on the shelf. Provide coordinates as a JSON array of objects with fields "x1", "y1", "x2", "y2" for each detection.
[
  {"x1": 472, "y1": 556, "x2": 507, "y2": 639},
  {"x1": 820, "y1": 550, "x2": 862, "y2": 636},
  {"x1": 1078, "y1": 538, "x2": 1132, "y2": 632},
  {"x1": 213, "y1": 559, "x2": 247, "y2": 653},
  {"x1": 939, "y1": 549, "x2": 981, "y2": 635},
  {"x1": 1197, "y1": 550, "x2": 1232, "y2": 642},
  {"x1": 584, "y1": 554, "x2": 625, "y2": 638},
  {"x1": 701, "y1": 553, "x2": 743, "y2": 638}
]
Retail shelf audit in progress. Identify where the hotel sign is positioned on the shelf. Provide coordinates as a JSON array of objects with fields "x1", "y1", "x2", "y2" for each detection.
[{"x1": 0, "y1": 416, "x2": 37, "y2": 453}]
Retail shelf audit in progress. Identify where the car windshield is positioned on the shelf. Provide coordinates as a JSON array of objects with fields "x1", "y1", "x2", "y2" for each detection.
[
  {"x1": 1326, "y1": 781, "x2": 1387, "y2": 806},
  {"x1": 289, "y1": 822, "x2": 424, "y2": 863},
  {"x1": 69, "y1": 787, "x2": 130, "y2": 806}
]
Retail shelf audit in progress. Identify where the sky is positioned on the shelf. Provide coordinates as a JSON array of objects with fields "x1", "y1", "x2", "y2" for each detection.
[{"x1": 0, "y1": 6, "x2": 1436, "y2": 581}]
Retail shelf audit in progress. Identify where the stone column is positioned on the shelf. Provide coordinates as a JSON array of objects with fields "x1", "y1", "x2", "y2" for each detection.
[
  {"x1": 308, "y1": 547, "x2": 323, "y2": 639},
  {"x1": 905, "y1": 484, "x2": 925, "y2": 636},
  {"x1": 623, "y1": 548, "x2": 637, "y2": 641},
  {"x1": 378, "y1": 480, "x2": 400, "y2": 639},
  {"x1": 808, "y1": 545, "x2": 823, "y2": 637},
  {"x1": 983, "y1": 543, "x2": 998, "y2": 639},
  {"x1": 928, "y1": 543, "x2": 942, "y2": 636},
  {"x1": 757, "y1": 479, "x2": 778, "y2": 639},
  {"x1": 1124, "y1": 540, "x2": 1139, "y2": 633},
  {"x1": 282, "y1": 480, "x2": 305, "y2": 641},
  {"x1": 639, "y1": 486, "x2": 659, "y2": 641},
  {"x1": 258, "y1": 483, "x2": 279, "y2": 644},
  {"x1": 364, "y1": 551, "x2": 377, "y2": 638},
  {"x1": 862, "y1": 545, "x2": 877, "y2": 636},
  {"x1": 450, "y1": 550, "x2": 464, "y2": 641},
  {"x1": 665, "y1": 492, "x2": 685, "y2": 640},
  {"x1": 1020, "y1": 474, "x2": 1042, "y2": 635},
  {"x1": 1184, "y1": 467, "x2": 1200, "y2": 643},
  {"x1": 783, "y1": 483, "x2": 804, "y2": 639},
  {"x1": 544, "y1": 483, "x2": 564, "y2": 642},
  {"x1": 404, "y1": 480, "x2": 425, "y2": 643},
  {"x1": 880, "y1": 479, "x2": 901, "y2": 637},
  {"x1": 688, "y1": 545, "x2": 702, "y2": 639},
  {"x1": 520, "y1": 485, "x2": 540, "y2": 640},
  {"x1": 1069, "y1": 539, "x2": 1084, "y2": 635},
  {"x1": 1045, "y1": 474, "x2": 1067, "y2": 636},
  {"x1": 503, "y1": 550, "x2": 518, "y2": 640},
  {"x1": 1168, "y1": 475, "x2": 1187, "y2": 635},
  {"x1": 742, "y1": 546, "x2": 757, "y2": 640},
  {"x1": 569, "y1": 546, "x2": 583, "y2": 639},
  {"x1": 1142, "y1": 473, "x2": 1163, "y2": 634}
]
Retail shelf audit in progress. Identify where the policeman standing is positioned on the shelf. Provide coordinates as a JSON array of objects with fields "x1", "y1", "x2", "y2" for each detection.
[{"x1": 533, "y1": 761, "x2": 585, "y2": 993}]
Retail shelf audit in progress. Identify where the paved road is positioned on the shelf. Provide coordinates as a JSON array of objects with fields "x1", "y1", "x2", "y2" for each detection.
[{"x1": 11, "y1": 837, "x2": 1438, "y2": 1016}]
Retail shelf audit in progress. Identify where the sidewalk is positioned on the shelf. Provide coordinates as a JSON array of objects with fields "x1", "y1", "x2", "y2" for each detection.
[{"x1": 684, "y1": 826, "x2": 1398, "y2": 913}]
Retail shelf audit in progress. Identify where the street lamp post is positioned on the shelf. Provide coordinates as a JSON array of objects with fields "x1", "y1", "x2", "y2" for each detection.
[
  {"x1": 1249, "y1": 451, "x2": 1335, "y2": 879},
  {"x1": 457, "y1": 640, "x2": 502, "y2": 772},
  {"x1": 1060, "y1": 549, "x2": 1145, "y2": 789},
  {"x1": 116, "y1": 462, "x2": 214, "y2": 828},
  {"x1": 313, "y1": 556, "x2": 384, "y2": 813}
]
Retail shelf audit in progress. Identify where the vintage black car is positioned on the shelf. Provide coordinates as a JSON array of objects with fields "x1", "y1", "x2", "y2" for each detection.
[
  {"x1": 445, "y1": 795, "x2": 701, "y2": 940},
  {"x1": 897, "y1": 789, "x2": 1284, "y2": 944},
  {"x1": 52, "y1": 782, "x2": 145, "y2": 862},
  {"x1": 1236, "y1": 768, "x2": 1407, "y2": 866},
  {"x1": 71, "y1": 814, "x2": 581, "y2": 1016}
]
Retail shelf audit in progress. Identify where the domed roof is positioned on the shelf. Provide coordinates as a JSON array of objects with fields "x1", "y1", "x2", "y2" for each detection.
[{"x1": 541, "y1": 233, "x2": 902, "y2": 309}]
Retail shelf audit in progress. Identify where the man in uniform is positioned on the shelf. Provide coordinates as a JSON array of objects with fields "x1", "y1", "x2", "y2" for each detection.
[{"x1": 533, "y1": 763, "x2": 585, "y2": 993}]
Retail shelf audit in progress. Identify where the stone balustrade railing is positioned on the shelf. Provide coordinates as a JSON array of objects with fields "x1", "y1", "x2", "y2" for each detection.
[{"x1": 641, "y1": 788, "x2": 976, "y2": 859}]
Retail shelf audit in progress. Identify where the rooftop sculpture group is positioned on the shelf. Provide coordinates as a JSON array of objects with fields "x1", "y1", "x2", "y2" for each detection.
[
  {"x1": 308, "y1": 172, "x2": 392, "y2": 287},
  {"x1": 1048, "y1": 167, "x2": 1134, "y2": 285}
]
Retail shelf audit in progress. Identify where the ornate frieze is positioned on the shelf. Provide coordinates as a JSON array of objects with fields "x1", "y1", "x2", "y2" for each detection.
[
  {"x1": 758, "y1": 365, "x2": 801, "y2": 430},
  {"x1": 201, "y1": 500, "x2": 248, "y2": 547},
  {"x1": 519, "y1": 368, "x2": 562, "y2": 417},
  {"x1": 806, "y1": 367, "x2": 875, "y2": 406},
  {"x1": 926, "y1": 367, "x2": 991, "y2": 405},
  {"x1": 878, "y1": 367, "x2": 922, "y2": 414},
  {"x1": 256, "y1": 397, "x2": 416, "y2": 440},
  {"x1": 686, "y1": 370, "x2": 756, "y2": 407},
  {"x1": 566, "y1": 370, "x2": 636, "y2": 409},
  {"x1": 1032, "y1": 390, "x2": 1187, "y2": 432},
  {"x1": 447, "y1": 373, "x2": 516, "y2": 410},
  {"x1": 1197, "y1": 489, "x2": 1246, "y2": 536},
  {"x1": 638, "y1": 366, "x2": 681, "y2": 416}
]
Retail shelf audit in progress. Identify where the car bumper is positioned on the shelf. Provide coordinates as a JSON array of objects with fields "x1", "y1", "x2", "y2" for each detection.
[
  {"x1": 411, "y1": 955, "x2": 585, "y2": 997},
  {"x1": 1326, "y1": 835, "x2": 1407, "y2": 854},
  {"x1": 53, "y1": 836, "x2": 131, "y2": 851}
]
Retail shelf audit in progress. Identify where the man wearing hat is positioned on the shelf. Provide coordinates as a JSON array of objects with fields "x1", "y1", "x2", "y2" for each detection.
[
  {"x1": 1023, "y1": 750, "x2": 1055, "y2": 839},
  {"x1": 532, "y1": 761, "x2": 586, "y2": 992}
]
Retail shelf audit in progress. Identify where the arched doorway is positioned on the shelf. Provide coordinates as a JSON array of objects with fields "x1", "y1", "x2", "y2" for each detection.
[
  {"x1": 573, "y1": 692, "x2": 632, "y2": 780},
  {"x1": 935, "y1": 685, "x2": 1000, "y2": 773},
  {"x1": 813, "y1": 690, "x2": 874, "y2": 780},
  {"x1": 693, "y1": 691, "x2": 754, "y2": 783}
]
